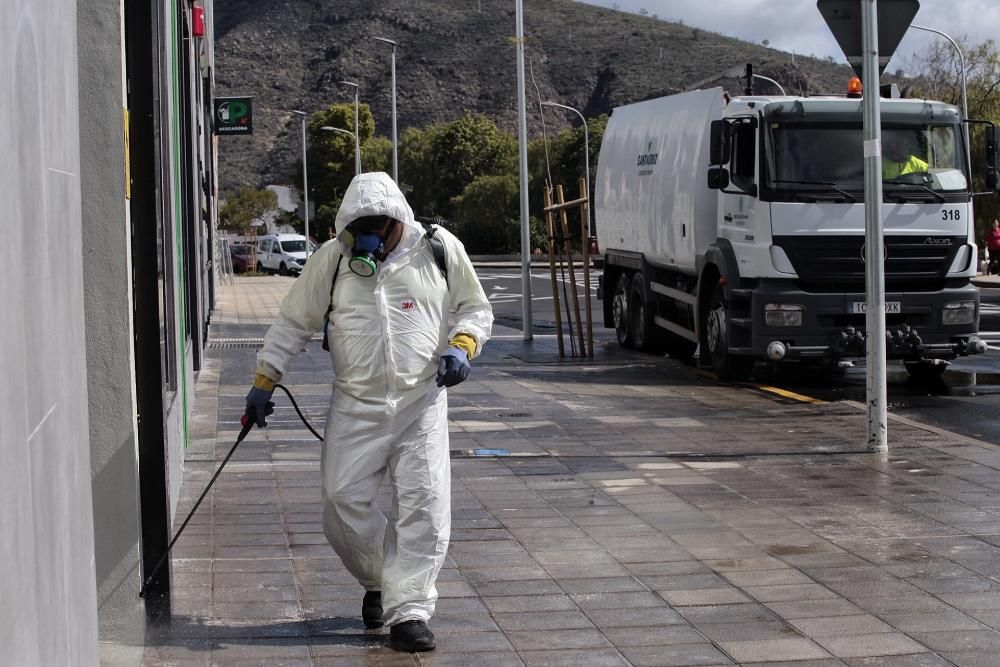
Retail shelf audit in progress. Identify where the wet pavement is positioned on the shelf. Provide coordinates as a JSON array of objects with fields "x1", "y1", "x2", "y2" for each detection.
[{"x1": 143, "y1": 275, "x2": 1000, "y2": 666}]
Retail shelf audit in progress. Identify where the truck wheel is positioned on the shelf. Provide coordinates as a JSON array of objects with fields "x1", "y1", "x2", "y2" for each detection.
[
  {"x1": 704, "y1": 283, "x2": 753, "y2": 380},
  {"x1": 630, "y1": 273, "x2": 666, "y2": 354},
  {"x1": 279, "y1": 262, "x2": 288, "y2": 276},
  {"x1": 612, "y1": 273, "x2": 634, "y2": 348}
]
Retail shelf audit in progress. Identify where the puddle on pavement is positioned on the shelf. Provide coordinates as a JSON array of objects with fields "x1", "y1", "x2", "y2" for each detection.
[{"x1": 765, "y1": 544, "x2": 821, "y2": 556}]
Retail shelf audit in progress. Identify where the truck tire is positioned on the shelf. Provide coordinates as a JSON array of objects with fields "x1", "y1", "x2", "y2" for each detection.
[
  {"x1": 612, "y1": 272, "x2": 634, "y2": 348},
  {"x1": 704, "y1": 283, "x2": 753, "y2": 380},
  {"x1": 630, "y1": 273, "x2": 666, "y2": 354}
]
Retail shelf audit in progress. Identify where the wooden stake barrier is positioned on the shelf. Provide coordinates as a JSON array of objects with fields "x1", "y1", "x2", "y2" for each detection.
[{"x1": 542, "y1": 181, "x2": 594, "y2": 358}]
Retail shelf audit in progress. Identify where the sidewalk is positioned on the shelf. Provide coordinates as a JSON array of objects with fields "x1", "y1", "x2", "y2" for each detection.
[{"x1": 145, "y1": 276, "x2": 1000, "y2": 666}]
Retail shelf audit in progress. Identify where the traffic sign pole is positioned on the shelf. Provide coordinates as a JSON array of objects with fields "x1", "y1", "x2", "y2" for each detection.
[{"x1": 861, "y1": 0, "x2": 888, "y2": 452}]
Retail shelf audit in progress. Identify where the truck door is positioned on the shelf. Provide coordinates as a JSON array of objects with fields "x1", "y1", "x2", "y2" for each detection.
[{"x1": 720, "y1": 118, "x2": 762, "y2": 262}]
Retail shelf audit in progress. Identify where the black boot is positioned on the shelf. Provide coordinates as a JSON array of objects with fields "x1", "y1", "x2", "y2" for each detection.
[
  {"x1": 389, "y1": 619, "x2": 436, "y2": 652},
  {"x1": 362, "y1": 591, "x2": 383, "y2": 629}
]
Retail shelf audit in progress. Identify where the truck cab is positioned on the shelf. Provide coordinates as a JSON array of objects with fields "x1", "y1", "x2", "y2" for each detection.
[
  {"x1": 706, "y1": 95, "x2": 984, "y2": 376},
  {"x1": 595, "y1": 87, "x2": 992, "y2": 380}
]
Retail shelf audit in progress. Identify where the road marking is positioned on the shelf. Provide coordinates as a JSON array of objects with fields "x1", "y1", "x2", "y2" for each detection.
[{"x1": 755, "y1": 384, "x2": 827, "y2": 405}]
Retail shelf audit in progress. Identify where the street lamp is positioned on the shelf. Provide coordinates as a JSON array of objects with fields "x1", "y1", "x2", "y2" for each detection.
[
  {"x1": 291, "y1": 110, "x2": 311, "y2": 258},
  {"x1": 338, "y1": 81, "x2": 362, "y2": 175},
  {"x1": 541, "y1": 101, "x2": 590, "y2": 207},
  {"x1": 515, "y1": 0, "x2": 532, "y2": 341},
  {"x1": 911, "y1": 24, "x2": 972, "y2": 178},
  {"x1": 373, "y1": 37, "x2": 399, "y2": 182},
  {"x1": 321, "y1": 126, "x2": 360, "y2": 175}
]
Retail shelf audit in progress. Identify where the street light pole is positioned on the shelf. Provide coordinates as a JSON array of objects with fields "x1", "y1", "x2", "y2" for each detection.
[
  {"x1": 515, "y1": 0, "x2": 532, "y2": 341},
  {"x1": 373, "y1": 37, "x2": 399, "y2": 182},
  {"x1": 291, "y1": 110, "x2": 311, "y2": 258},
  {"x1": 339, "y1": 81, "x2": 361, "y2": 174},
  {"x1": 911, "y1": 24, "x2": 971, "y2": 178},
  {"x1": 321, "y1": 126, "x2": 360, "y2": 175},
  {"x1": 541, "y1": 101, "x2": 589, "y2": 206}
]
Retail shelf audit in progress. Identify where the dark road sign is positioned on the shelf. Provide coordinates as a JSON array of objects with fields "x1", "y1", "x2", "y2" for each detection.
[{"x1": 817, "y1": 0, "x2": 920, "y2": 77}]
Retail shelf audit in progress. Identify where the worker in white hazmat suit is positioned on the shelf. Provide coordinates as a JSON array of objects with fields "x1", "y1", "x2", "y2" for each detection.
[{"x1": 244, "y1": 172, "x2": 493, "y2": 652}]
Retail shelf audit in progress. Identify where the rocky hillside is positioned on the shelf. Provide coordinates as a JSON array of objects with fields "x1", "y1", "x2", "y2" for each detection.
[{"x1": 213, "y1": 0, "x2": 858, "y2": 193}]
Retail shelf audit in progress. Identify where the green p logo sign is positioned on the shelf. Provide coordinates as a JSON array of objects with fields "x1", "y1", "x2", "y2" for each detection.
[{"x1": 215, "y1": 97, "x2": 253, "y2": 135}]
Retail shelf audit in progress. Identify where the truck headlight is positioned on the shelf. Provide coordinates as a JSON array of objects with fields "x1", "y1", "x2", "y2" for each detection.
[
  {"x1": 942, "y1": 300, "x2": 976, "y2": 325},
  {"x1": 764, "y1": 304, "x2": 803, "y2": 327}
]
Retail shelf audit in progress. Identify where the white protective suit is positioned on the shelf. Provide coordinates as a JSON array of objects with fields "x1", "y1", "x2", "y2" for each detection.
[{"x1": 255, "y1": 172, "x2": 493, "y2": 625}]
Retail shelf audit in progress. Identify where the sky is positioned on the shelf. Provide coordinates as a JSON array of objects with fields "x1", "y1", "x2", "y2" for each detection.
[{"x1": 578, "y1": 0, "x2": 1000, "y2": 74}]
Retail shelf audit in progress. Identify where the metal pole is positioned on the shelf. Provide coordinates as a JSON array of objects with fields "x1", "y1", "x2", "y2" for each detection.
[
  {"x1": 541, "y1": 101, "x2": 590, "y2": 220},
  {"x1": 862, "y1": 0, "x2": 888, "y2": 452},
  {"x1": 911, "y1": 24, "x2": 971, "y2": 179},
  {"x1": 390, "y1": 46, "x2": 398, "y2": 181},
  {"x1": 374, "y1": 37, "x2": 399, "y2": 181},
  {"x1": 339, "y1": 81, "x2": 362, "y2": 175},
  {"x1": 353, "y1": 87, "x2": 361, "y2": 173},
  {"x1": 515, "y1": 0, "x2": 532, "y2": 340},
  {"x1": 292, "y1": 110, "x2": 310, "y2": 258}
]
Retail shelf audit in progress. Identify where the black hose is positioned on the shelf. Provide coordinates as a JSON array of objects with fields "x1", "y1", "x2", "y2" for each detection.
[
  {"x1": 138, "y1": 384, "x2": 324, "y2": 598},
  {"x1": 273, "y1": 383, "x2": 324, "y2": 441}
]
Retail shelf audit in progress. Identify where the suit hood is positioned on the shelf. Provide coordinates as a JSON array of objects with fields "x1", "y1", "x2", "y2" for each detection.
[{"x1": 334, "y1": 172, "x2": 418, "y2": 237}]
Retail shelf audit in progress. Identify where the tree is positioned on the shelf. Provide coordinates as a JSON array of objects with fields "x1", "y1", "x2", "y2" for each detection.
[
  {"x1": 298, "y1": 103, "x2": 377, "y2": 223},
  {"x1": 399, "y1": 115, "x2": 516, "y2": 220},
  {"x1": 218, "y1": 187, "x2": 278, "y2": 235}
]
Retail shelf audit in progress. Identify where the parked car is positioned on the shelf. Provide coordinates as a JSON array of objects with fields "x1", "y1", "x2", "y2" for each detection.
[
  {"x1": 229, "y1": 244, "x2": 255, "y2": 273},
  {"x1": 257, "y1": 234, "x2": 311, "y2": 275}
]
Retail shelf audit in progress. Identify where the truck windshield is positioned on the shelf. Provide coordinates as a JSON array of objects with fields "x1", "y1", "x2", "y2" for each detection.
[{"x1": 764, "y1": 122, "x2": 968, "y2": 197}]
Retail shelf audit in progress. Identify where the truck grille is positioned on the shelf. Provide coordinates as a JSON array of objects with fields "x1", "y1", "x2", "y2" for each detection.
[{"x1": 772, "y1": 235, "x2": 963, "y2": 291}]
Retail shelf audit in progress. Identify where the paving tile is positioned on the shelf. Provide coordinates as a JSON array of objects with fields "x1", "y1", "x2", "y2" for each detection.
[
  {"x1": 493, "y1": 610, "x2": 595, "y2": 631},
  {"x1": 789, "y1": 615, "x2": 895, "y2": 637},
  {"x1": 602, "y1": 625, "x2": 707, "y2": 647},
  {"x1": 766, "y1": 599, "x2": 865, "y2": 619},
  {"x1": 841, "y1": 655, "x2": 954, "y2": 667},
  {"x1": 585, "y1": 605, "x2": 688, "y2": 629},
  {"x1": 717, "y1": 637, "x2": 832, "y2": 663},
  {"x1": 518, "y1": 648, "x2": 629, "y2": 666},
  {"x1": 619, "y1": 643, "x2": 735, "y2": 666},
  {"x1": 813, "y1": 633, "x2": 930, "y2": 658},
  {"x1": 909, "y1": 629, "x2": 1000, "y2": 652},
  {"x1": 504, "y1": 628, "x2": 612, "y2": 651},
  {"x1": 697, "y1": 620, "x2": 803, "y2": 643},
  {"x1": 481, "y1": 595, "x2": 577, "y2": 614},
  {"x1": 660, "y1": 587, "x2": 751, "y2": 606}
]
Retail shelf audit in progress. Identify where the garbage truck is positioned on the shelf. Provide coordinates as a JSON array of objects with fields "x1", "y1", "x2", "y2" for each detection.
[{"x1": 595, "y1": 85, "x2": 993, "y2": 379}]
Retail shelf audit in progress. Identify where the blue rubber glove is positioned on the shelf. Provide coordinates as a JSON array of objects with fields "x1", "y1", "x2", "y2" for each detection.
[
  {"x1": 245, "y1": 386, "x2": 275, "y2": 427},
  {"x1": 436, "y1": 347, "x2": 471, "y2": 387}
]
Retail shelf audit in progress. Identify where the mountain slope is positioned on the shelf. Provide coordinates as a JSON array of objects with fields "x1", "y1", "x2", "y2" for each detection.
[{"x1": 213, "y1": 0, "x2": 856, "y2": 192}]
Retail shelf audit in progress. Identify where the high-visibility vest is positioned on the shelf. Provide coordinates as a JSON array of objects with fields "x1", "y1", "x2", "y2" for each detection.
[{"x1": 883, "y1": 155, "x2": 929, "y2": 179}]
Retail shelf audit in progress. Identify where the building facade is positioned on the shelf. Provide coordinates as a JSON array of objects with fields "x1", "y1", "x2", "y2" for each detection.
[{"x1": 3, "y1": 0, "x2": 219, "y2": 664}]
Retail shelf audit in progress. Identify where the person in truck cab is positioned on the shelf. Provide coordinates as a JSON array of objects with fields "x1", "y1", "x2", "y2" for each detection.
[{"x1": 882, "y1": 131, "x2": 929, "y2": 180}]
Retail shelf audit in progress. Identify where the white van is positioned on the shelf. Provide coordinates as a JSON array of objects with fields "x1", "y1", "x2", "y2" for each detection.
[{"x1": 257, "y1": 234, "x2": 312, "y2": 275}]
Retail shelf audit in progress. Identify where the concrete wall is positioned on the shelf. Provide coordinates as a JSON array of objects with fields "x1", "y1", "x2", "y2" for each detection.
[
  {"x1": 0, "y1": 1, "x2": 100, "y2": 665},
  {"x1": 78, "y1": 0, "x2": 146, "y2": 662}
]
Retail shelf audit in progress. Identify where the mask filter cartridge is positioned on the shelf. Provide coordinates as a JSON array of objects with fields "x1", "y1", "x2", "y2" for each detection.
[{"x1": 349, "y1": 232, "x2": 384, "y2": 277}]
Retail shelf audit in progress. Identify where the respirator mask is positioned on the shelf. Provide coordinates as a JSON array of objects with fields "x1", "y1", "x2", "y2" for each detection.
[{"x1": 343, "y1": 216, "x2": 396, "y2": 277}]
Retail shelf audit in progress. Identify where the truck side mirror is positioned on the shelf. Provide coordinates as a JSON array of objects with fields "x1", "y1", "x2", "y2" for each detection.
[
  {"x1": 707, "y1": 167, "x2": 730, "y2": 190},
  {"x1": 709, "y1": 120, "x2": 729, "y2": 166}
]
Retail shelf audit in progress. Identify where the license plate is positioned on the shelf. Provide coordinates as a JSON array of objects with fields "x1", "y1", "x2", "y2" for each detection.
[{"x1": 849, "y1": 301, "x2": 901, "y2": 314}]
